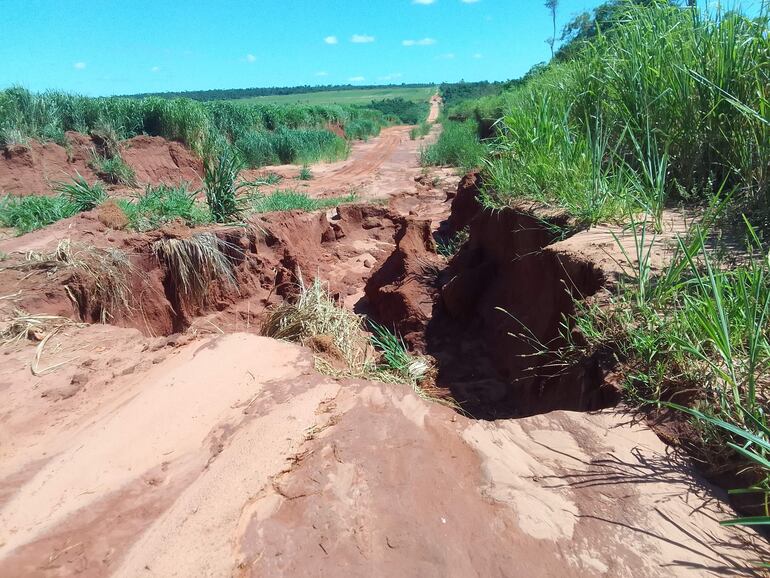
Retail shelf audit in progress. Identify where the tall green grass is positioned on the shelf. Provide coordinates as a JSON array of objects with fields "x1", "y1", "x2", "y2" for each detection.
[
  {"x1": 421, "y1": 120, "x2": 486, "y2": 172},
  {"x1": 484, "y1": 4, "x2": 770, "y2": 226},
  {"x1": 0, "y1": 87, "x2": 386, "y2": 167},
  {"x1": 563, "y1": 217, "x2": 770, "y2": 521},
  {"x1": 235, "y1": 128, "x2": 348, "y2": 167},
  {"x1": 203, "y1": 149, "x2": 248, "y2": 222},
  {"x1": 0, "y1": 176, "x2": 106, "y2": 234}
]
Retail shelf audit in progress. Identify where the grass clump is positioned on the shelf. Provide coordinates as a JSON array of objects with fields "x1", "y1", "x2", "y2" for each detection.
[
  {"x1": 203, "y1": 149, "x2": 249, "y2": 222},
  {"x1": 262, "y1": 274, "x2": 454, "y2": 407},
  {"x1": 0, "y1": 195, "x2": 77, "y2": 234},
  {"x1": 251, "y1": 190, "x2": 356, "y2": 214},
  {"x1": 54, "y1": 175, "x2": 107, "y2": 212},
  {"x1": 298, "y1": 165, "x2": 313, "y2": 181},
  {"x1": 559, "y1": 218, "x2": 770, "y2": 521},
  {"x1": 369, "y1": 322, "x2": 430, "y2": 386},
  {"x1": 0, "y1": 309, "x2": 79, "y2": 347},
  {"x1": 0, "y1": 175, "x2": 107, "y2": 235},
  {"x1": 118, "y1": 184, "x2": 211, "y2": 231},
  {"x1": 89, "y1": 151, "x2": 137, "y2": 187},
  {"x1": 262, "y1": 275, "x2": 372, "y2": 371},
  {"x1": 409, "y1": 122, "x2": 431, "y2": 140},
  {"x1": 435, "y1": 227, "x2": 469, "y2": 258},
  {"x1": 0, "y1": 127, "x2": 30, "y2": 149},
  {"x1": 152, "y1": 233, "x2": 237, "y2": 305},
  {"x1": 12, "y1": 239, "x2": 134, "y2": 322},
  {"x1": 421, "y1": 120, "x2": 486, "y2": 172}
]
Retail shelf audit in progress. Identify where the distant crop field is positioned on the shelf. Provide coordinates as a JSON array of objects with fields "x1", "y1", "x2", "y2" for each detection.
[{"x1": 228, "y1": 86, "x2": 435, "y2": 106}]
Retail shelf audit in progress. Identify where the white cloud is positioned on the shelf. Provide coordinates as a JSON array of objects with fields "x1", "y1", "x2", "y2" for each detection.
[
  {"x1": 73, "y1": 62, "x2": 86, "y2": 70},
  {"x1": 351, "y1": 34, "x2": 375, "y2": 43},
  {"x1": 378, "y1": 72, "x2": 403, "y2": 81},
  {"x1": 324, "y1": 36, "x2": 338, "y2": 45},
  {"x1": 316, "y1": 71, "x2": 329, "y2": 77},
  {"x1": 437, "y1": 53, "x2": 455, "y2": 60},
  {"x1": 402, "y1": 38, "x2": 436, "y2": 46},
  {"x1": 413, "y1": 0, "x2": 436, "y2": 4},
  {"x1": 472, "y1": 52, "x2": 482, "y2": 59},
  {"x1": 461, "y1": 0, "x2": 480, "y2": 3},
  {"x1": 150, "y1": 66, "x2": 161, "y2": 72},
  {"x1": 348, "y1": 76, "x2": 366, "y2": 82},
  {"x1": 245, "y1": 54, "x2": 256, "y2": 62}
]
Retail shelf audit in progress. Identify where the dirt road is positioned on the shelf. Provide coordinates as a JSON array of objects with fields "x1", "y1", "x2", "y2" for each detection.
[
  {"x1": 243, "y1": 94, "x2": 447, "y2": 202},
  {"x1": 0, "y1": 114, "x2": 766, "y2": 576}
]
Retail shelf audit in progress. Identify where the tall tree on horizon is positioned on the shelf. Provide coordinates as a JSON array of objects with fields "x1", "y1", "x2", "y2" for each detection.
[{"x1": 545, "y1": 0, "x2": 559, "y2": 59}]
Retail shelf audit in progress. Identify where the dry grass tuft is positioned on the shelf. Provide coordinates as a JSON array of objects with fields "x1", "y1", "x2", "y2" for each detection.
[
  {"x1": 0, "y1": 309, "x2": 79, "y2": 347},
  {"x1": 6, "y1": 240, "x2": 133, "y2": 322},
  {"x1": 261, "y1": 273, "x2": 373, "y2": 372},
  {"x1": 152, "y1": 232, "x2": 238, "y2": 305}
]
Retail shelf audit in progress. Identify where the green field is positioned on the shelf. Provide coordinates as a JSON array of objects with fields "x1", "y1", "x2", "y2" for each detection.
[{"x1": 227, "y1": 86, "x2": 435, "y2": 106}]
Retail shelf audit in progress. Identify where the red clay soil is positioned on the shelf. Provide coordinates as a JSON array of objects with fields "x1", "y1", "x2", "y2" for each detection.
[
  {"x1": 0, "y1": 115, "x2": 767, "y2": 576},
  {"x1": 0, "y1": 132, "x2": 202, "y2": 196},
  {"x1": 120, "y1": 136, "x2": 202, "y2": 186},
  {"x1": 0, "y1": 203, "x2": 406, "y2": 338},
  {"x1": 365, "y1": 217, "x2": 443, "y2": 349},
  {"x1": 0, "y1": 135, "x2": 98, "y2": 196}
]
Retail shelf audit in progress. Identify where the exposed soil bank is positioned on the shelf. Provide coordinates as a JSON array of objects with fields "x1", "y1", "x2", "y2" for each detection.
[
  {"x1": 0, "y1": 132, "x2": 202, "y2": 196},
  {"x1": 0, "y1": 204, "x2": 404, "y2": 337},
  {"x1": 0, "y1": 136, "x2": 767, "y2": 573},
  {"x1": 365, "y1": 171, "x2": 618, "y2": 418}
]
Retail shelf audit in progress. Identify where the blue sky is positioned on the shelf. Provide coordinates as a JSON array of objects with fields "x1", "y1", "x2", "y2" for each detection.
[{"x1": 0, "y1": 0, "x2": 755, "y2": 96}]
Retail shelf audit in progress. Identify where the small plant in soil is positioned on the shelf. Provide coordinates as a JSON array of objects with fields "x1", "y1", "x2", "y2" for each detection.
[
  {"x1": 298, "y1": 165, "x2": 313, "y2": 181},
  {"x1": 436, "y1": 227, "x2": 469, "y2": 258},
  {"x1": 89, "y1": 150, "x2": 137, "y2": 187},
  {"x1": 203, "y1": 149, "x2": 249, "y2": 222},
  {"x1": 247, "y1": 172, "x2": 283, "y2": 187},
  {"x1": 368, "y1": 322, "x2": 429, "y2": 384}
]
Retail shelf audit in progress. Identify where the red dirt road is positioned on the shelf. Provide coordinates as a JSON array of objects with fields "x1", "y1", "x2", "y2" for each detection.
[{"x1": 244, "y1": 95, "x2": 447, "y2": 202}]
